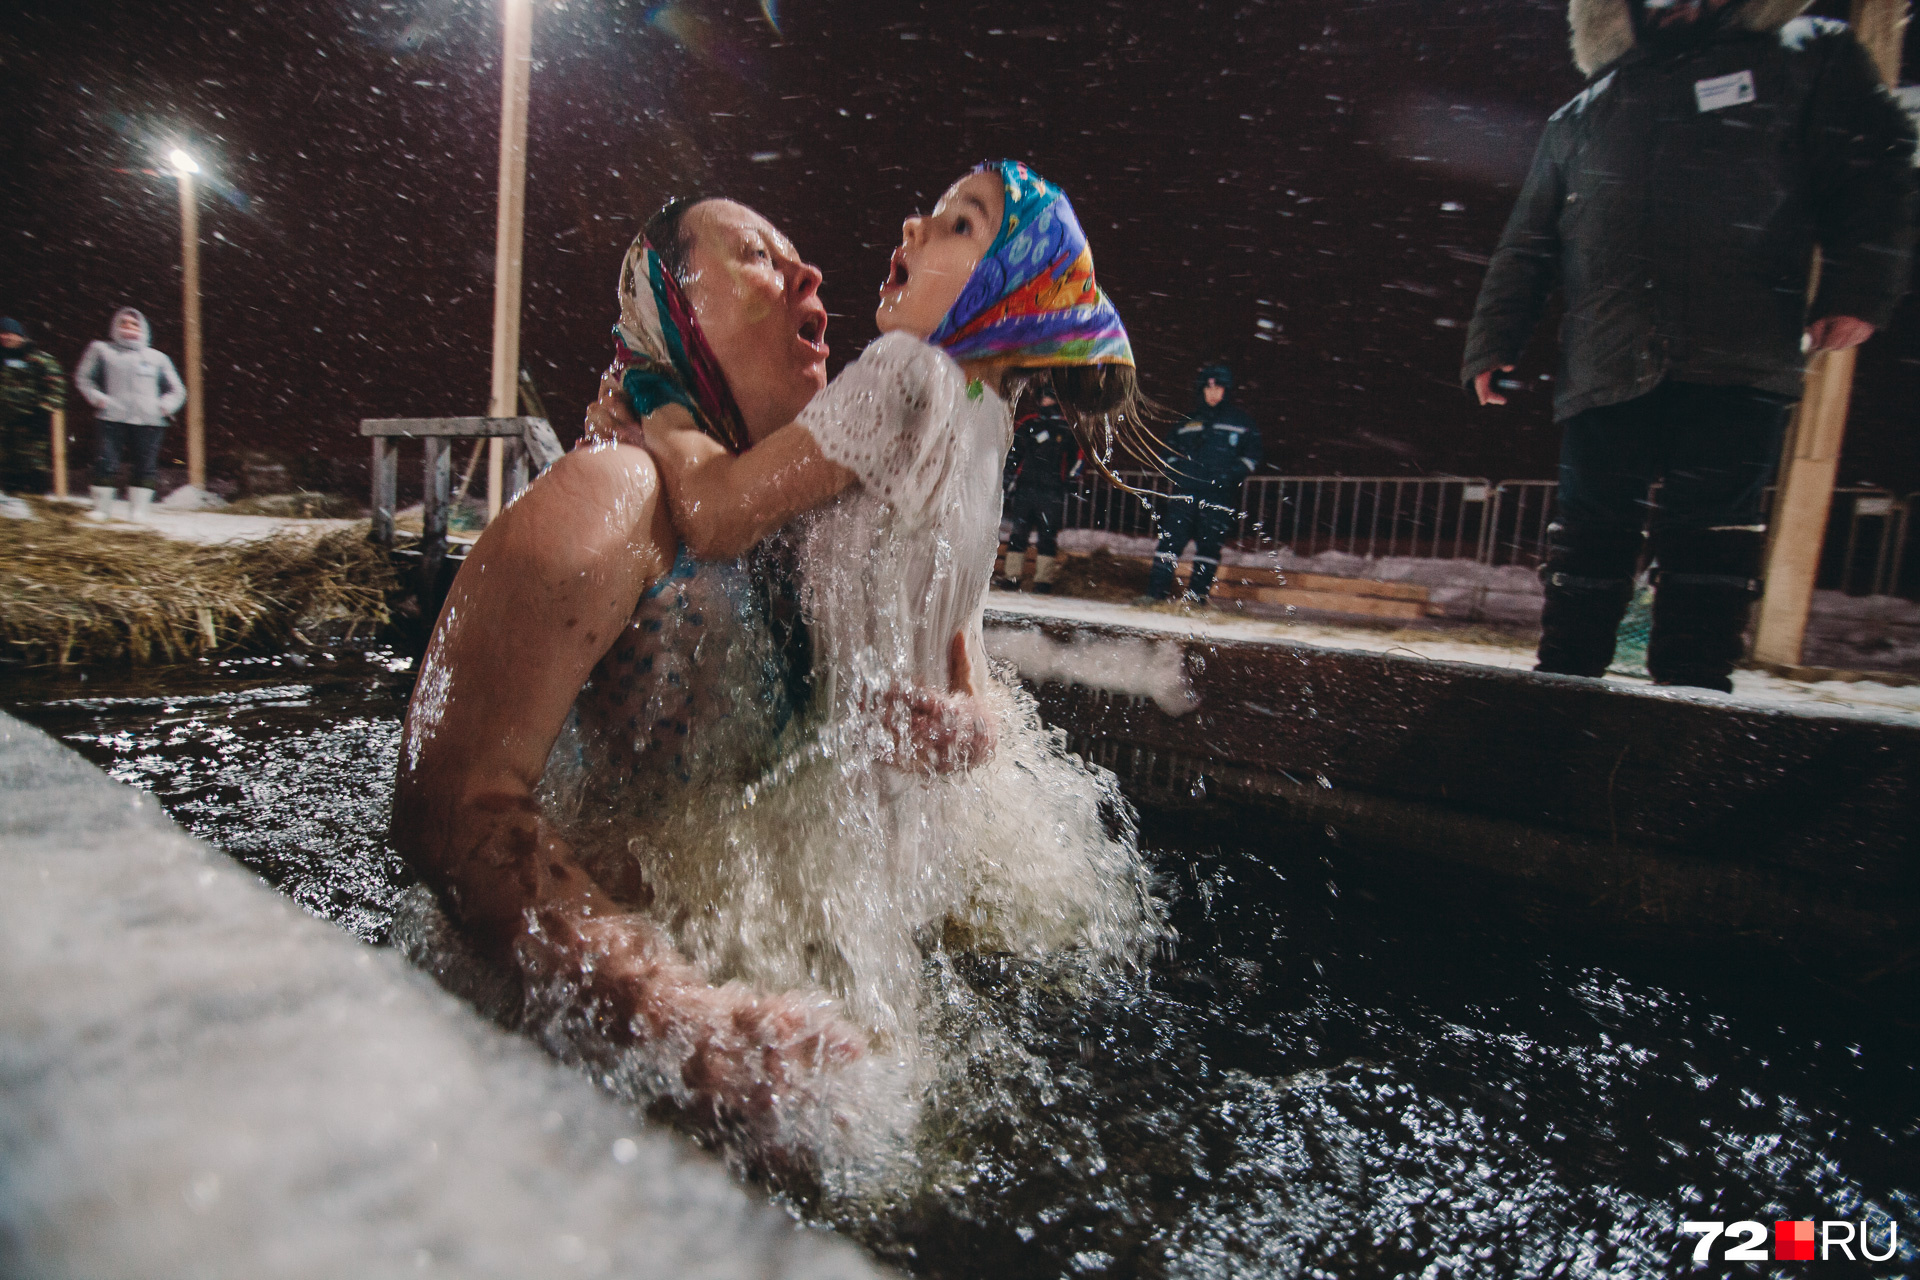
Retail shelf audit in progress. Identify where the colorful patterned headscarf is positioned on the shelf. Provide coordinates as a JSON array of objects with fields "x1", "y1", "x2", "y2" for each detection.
[
  {"x1": 613, "y1": 231, "x2": 751, "y2": 454},
  {"x1": 927, "y1": 160, "x2": 1134, "y2": 370}
]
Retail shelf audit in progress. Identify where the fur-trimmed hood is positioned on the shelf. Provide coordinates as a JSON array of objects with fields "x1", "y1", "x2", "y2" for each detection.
[{"x1": 1569, "y1": 0, "x2": 1815, "y2": 76}]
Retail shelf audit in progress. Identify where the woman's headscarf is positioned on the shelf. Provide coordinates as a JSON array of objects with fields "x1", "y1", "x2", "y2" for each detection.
[
  {"x1": 926, "y1": 161, "x2": 1134, "y2": 370},
  {"x1": 614, "y1": 231, "x2": 751, "y2": 454},
  {"x1": 612, "y1": 223, "x2": 812, "y2": 716}
]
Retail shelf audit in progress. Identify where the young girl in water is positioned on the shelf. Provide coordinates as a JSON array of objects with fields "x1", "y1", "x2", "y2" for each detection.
[
  {"x1": 617, "y1": 161, "x2": 1160, "y2": 1044},
  {"x1": 640, "y1": 160, "x2": 1148, "y2": 741}
]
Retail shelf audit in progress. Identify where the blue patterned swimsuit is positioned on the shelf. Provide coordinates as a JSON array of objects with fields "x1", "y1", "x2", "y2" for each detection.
[{"x1": 558, "y1": 546, "x2": 799, "y2": 816}]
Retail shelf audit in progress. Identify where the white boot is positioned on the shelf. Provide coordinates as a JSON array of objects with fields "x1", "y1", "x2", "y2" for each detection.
[
  {"x1": 87, "y1": 485, "x2": 117, "y2": 522},
  {"x1": 996, "y1": 548, "x2": 1024, "y2": 589},
  {"x1": 127, "y1": 487, "x2": 155, "y2": 523},
  {"x1": 1033, "y1": 554, "x2": 1059, "y2": 594}
]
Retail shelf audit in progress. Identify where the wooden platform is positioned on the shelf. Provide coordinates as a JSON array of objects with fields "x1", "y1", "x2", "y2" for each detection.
[
  {"x1": 997, "y1": 548, "x2": 1440, "y2": 620},
  {"x1": 1171, "y1": 562, "x2": 1438, "y2": 620}
]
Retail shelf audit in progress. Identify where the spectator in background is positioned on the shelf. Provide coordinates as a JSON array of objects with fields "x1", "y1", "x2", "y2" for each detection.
[
  {"x1": 996, "y1": 387, "x2": 1083, "y2": 594},
  {"x1": 1462, "y1": 0, "x2": 1915, "y2": 692},
  {"x1": 1140, "y1": 362, "x2": 1261, "y2": 605},
  {"x1": 73, "y1": 308, "x2": 186, "y2": 523},
  {"x1": 0, "y1": 318, "x2": 66, "y2": 499}
]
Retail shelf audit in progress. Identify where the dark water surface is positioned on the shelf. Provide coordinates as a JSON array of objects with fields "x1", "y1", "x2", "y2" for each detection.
[{"x1": 3, "y1": 653, "x2": 1915, "y2": 1279}]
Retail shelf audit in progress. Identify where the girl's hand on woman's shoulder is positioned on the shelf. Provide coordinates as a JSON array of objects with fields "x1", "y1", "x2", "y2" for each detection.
[{"x1": 582, "y1": 366, "x2": 648, "y2": 448}]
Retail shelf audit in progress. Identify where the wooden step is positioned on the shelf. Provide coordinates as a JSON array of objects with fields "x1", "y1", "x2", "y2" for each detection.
[
  {"x1": 1202, "y1": 581, "x2": 1433, "y2": 619},
  {"x1": 1171, "y1": 563, "x2": 1433, "y2": 606},
  {"x1": 999, "y1": 548, "x2": 1439, "y2": 617},
  {"x1": 1176, "y1": 564, "x2": 1432, "y2": 602}
]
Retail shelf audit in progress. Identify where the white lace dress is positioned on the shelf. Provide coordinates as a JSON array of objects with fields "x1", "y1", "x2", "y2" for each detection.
[
  {"x1": 795, "y1": 330, "x2": 1011, "y2": 722},
  {"x1": 586, "y1": 332, "x2": 1157, "y2": 1047}
]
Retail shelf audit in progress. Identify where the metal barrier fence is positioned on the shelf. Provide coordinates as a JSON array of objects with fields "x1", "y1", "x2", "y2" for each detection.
[
  {"x1": 1075, "y1": 472, "x2": 1499, "y2": 561},
  {"x1": 1058, "y1": 473, "x2": 1917, "y2": 597}
]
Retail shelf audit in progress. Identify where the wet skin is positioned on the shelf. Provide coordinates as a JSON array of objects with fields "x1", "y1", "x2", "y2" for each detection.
[
  {"x1": 594, "y1": 176, "x2": 1010, "y2": 762},
  {"x1": 392, "y1": 201, "x2": 868, "y2": 1126},
  {"x1": 396, "y1": 194, "x2": 1005, "y2": 1125},
  {"x1": 628, "y1": 170, "x2": 1008, "y2": 565}
]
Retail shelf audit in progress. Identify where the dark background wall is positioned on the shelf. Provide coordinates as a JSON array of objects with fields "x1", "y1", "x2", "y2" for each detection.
[{"x1": 2, "y1": 0, "x2": 1915, "y2": 492}]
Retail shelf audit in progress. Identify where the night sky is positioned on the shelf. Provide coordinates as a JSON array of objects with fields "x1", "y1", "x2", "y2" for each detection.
[{"x1": 3, "y1": 0, "x2": 1916, "y2": 494}]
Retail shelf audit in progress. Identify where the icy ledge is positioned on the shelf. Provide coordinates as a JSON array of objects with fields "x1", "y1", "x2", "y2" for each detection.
[{"x1": 0, "y1": 710, "x2": 889, "y2": 1280}]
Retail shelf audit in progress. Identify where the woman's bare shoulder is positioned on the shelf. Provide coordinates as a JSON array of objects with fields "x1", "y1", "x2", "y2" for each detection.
[{"x1": 492, "y1": 442, "x2": 673, "y2": 577}]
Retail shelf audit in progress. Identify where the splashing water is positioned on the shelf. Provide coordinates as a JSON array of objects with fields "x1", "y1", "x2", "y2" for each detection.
[
  {"x1": 536, "y1": 340, "x2": 1166, "y2": 1175},
  {"x1": 9, "y1": 655, "x2": 1916, "y2": 1276},
  {"x1": 530, "y1": 541, "x2": 1167, "y2": 1177}
]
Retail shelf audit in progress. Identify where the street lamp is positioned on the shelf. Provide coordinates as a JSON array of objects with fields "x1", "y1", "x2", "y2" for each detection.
[
  {"x1": 169, "y1": 147, "x2": 207, "y2": 494},
  {"x1": 486, "y1": 0, "x2": 532, "y2": 521}
]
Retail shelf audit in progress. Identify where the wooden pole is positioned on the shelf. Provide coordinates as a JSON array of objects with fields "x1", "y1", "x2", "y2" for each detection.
[
  {"x1": 49, "y1": 408, "x2": 66, "y2": 499},
  {"x1": 1751, "y1": 0, "x2": 1907, "y2": 666},
  {"x1": 178, "y1": 168, "x2": 206, "y2": 493},
  {"x1": 486, "y1": 0, "x2": 532, "y2": 523}
]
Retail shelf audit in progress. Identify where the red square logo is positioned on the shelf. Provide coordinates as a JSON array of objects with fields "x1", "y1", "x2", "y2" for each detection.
[{"x1": 1775, "y1": 1220, "x2": 1815, "y2": 1261}]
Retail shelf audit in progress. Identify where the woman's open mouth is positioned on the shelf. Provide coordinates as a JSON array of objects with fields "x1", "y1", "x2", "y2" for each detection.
[{"x1": 796, "y1": 311, "x2": 828, "y2": 356}]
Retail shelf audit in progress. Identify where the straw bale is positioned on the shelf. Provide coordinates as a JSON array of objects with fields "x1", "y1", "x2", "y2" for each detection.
[{"x1": 0, "y1": 504, "x2": 397, "y2": 666}]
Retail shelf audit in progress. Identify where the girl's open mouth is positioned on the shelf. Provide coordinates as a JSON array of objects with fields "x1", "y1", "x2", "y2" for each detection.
[{"x1": 882, "y1": 248, "x2": 910, "y2": 292}]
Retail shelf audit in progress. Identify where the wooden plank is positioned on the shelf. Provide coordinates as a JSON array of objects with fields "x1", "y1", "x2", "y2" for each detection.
[
  {"x1": 1754, "y1": 451, "x2": 1842, "y2": 665},
  {"x1": 1752, "y1": 0, "x2": 1906, "y2": 664},
  {"x1": 487, "y1": 0, "x2": 532, "y2": 522},
  {"x1": 1168, "y1": 561, "x2": 1433, "y2": 603},
  {"x1": 419, "y1": 437, "x2": 452, "y2": 612},
  {"x1": 1205, "y1": 582, "x2": 1431, "y2": 619},
  {"x1": 1851, "y1": 0, "x2": 1908, "y2": 83},
  {"x1": 179, "y1": 170, "x2": 205, "y2": 492},
  {"x1": 421, "y1": 438, "x2": 451, "y2": 544},
  {"x1": 501, "y1": 438, "x2": 530, "y2": 506},
  {"x1": 370, "y1": 438, "x2": 397, "y2": 547},
  {"x1": 360, "y1": 416, "x2": 544, "y2": 438},
  {"x1": 49, "y1": 408, "x2": 66, "y2": 499}
]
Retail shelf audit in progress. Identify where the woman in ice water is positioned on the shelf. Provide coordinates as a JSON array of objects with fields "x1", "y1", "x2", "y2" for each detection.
[
  {"x1": 614, "y1": 161, "x2": 1161, "y2": 1042},
  {"x1": 637, "y1": 160, "x2": 1147, "y2": 738}
]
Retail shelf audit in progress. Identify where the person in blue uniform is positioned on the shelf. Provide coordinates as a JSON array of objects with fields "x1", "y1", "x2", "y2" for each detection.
[
  {"x1": 1142, "y1": 363, "x2": 1261, "y2": 604},
  {"x1": 996, "y1": 387, "x2": 1082, "y2": 593}
]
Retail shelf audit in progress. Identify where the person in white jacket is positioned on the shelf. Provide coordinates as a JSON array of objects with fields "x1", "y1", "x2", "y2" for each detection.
[{"x1": 72, "y1": 308, "x2": 186, "y2": 521}]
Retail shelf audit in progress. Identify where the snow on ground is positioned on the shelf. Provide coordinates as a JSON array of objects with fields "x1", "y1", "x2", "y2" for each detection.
[
  {"x1": 100, "y1": 509, "x2": 362, "y2": 545},
  {"x1": 1045, "y1": 528, "x2": 1920, "y2": 673},
  {"x1": 37, "y1": 496, "x2": 360, "y2": 545},
  {"x1": 75, "y1": 507, "x2": 1915, "y2": 722},
  {"x1": 1052, "y1": 529, "x2": 1545, "y2": 622},
  {"x1": 985, "y1": 593, "x2": 1920, "y2": 728}
]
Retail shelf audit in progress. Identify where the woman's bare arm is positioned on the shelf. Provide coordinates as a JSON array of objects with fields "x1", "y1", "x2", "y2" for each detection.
[
  {"x1": 390, "y1": 444, "x2": 864, "y2": 1112},
  {"x1": 580, "y1": 375, "x2": 995, "y2": 772}
]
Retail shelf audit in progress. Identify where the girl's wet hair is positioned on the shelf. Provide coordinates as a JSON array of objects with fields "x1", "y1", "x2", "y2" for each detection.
[
  {"x1": 644, "y1": 197, "x2": 717, "y2": 284},
  {"x1": 1004, "y1": 365, "x2": 1163, "y2": 486}
]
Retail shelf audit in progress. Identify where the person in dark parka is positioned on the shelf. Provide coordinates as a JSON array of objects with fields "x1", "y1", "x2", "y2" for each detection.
[
  {"x1": 1142, "y1": 363, "x2": 1262, "y2": 603},
  {"x1": 1462, "y1": 0, "x2": 1915, "y2": 691},
  {"x1": 0, "y1": 319, "x2": 66, "y2": 496},
  {"x1": 997, "y1": 387, "x2": 1083, "y2": 593}
]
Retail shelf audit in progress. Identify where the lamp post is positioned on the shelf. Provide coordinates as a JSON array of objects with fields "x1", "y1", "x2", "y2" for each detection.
[
  {"x1": 486, "y1": 0, "x2": 532, "y2": 521},
  {"x1": 169, "y1": 148, "x2": 206, "y2": 494}
]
